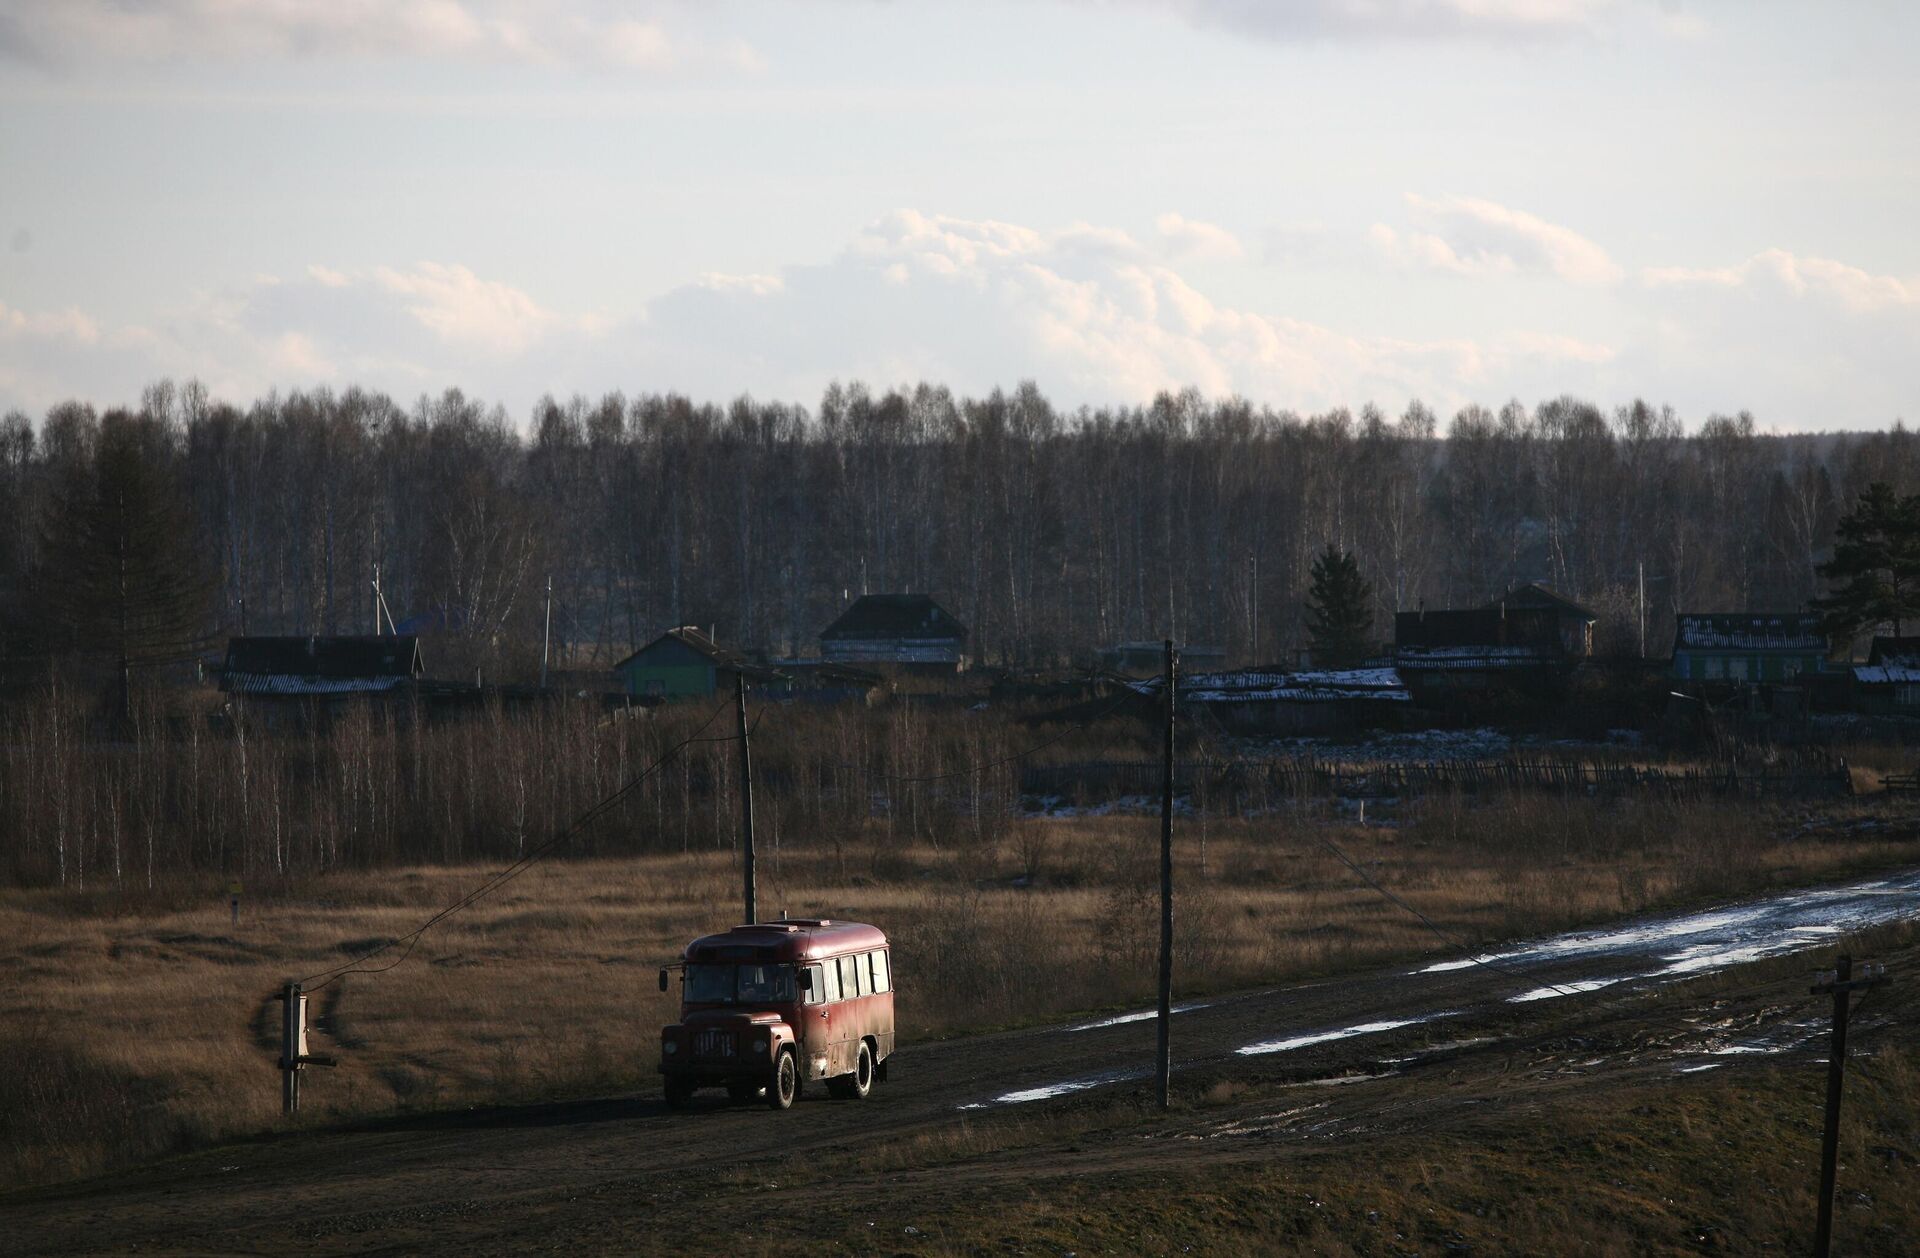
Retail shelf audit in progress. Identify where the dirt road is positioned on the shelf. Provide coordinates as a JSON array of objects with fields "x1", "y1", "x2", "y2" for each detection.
[{"x1": 7, "y1": 870, "x2": 1917, "y2": 1256}]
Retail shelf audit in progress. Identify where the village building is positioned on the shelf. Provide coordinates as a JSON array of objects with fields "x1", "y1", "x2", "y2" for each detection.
[
  {"x1": 1391, "y1": 606, "x2": 1566, "y2": 701},
  {"x1": 1484, "y1": 582, "x2": 1597, "y2": 657},
  {"x1": 614, "y1": 626, "x2": 783, "y2": 700},
  {"x1": 1167, "y1": 666, "x2": 1410, "y2": 735},
  {"x1": 219, "y1": 635, "x2": 425, "y2": 728},
  {"x1": 1669, "y1": 613, "x2": 1832, "y2": 684},
  {"x1": 819, "y1": 594, "x2": 969, "y2": 671},
  {"x1": 1849, "y1": 636, "x2": 1920, "y2": 715},
  {"x1": 221, "y1": 635, "x2": 424, "y2": 698},
  {"x1": 1100, "y1": 641, "x2": 1227, "y2": 676}
]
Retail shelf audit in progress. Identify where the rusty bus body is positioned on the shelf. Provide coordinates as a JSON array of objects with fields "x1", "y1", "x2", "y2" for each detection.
[{"x1": 659, "y1": 919, "x2": 894, "y2": 1110}]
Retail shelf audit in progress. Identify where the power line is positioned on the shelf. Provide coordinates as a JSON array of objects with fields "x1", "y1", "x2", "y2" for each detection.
[{"x1": 296, "y1": 697, "x2": 736, "y2": 992}]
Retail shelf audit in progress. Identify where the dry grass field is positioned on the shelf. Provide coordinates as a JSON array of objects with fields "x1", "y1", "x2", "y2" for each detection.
[{"x1": 4, "y1": 792, "x2": 1917, "y2": 1191}]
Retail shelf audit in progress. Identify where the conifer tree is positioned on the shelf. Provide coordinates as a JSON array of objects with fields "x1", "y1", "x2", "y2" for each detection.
[
  {"x1": 35, "y1": 411, "x2": 214, "y2": 717},
  {"x1": 1304, "y1": 544, "x2": 1373, "y2": 668},
  {"x1": 1811, "y1": 482, "x2": 1920, "y2": 641}
]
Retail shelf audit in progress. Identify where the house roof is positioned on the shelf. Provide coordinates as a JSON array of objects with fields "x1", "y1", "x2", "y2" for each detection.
[
  {"x1": 821, "y1": 594, "x2": 967, "y2": 643},
  {"x1": 1671, "y1": 614, "x2": 1828, "y2": 654},
  {"x1": 1131, "y1": 667, "x2": 1410, "y2": 703},
  {"x1": 614, "y1": 626, "x2": 784, "y2": 682},
  {"x1": 221, "y1": 636, "x2": 423, "y2": 695},
  {"x1": 1485, "y1": 582, "x2": 1596, "y2": 622},
  {"x1": 1394, "y1": 607, "x2": 1562, "y2": 652},
  {"x1": 1867, "y1": 636, "x2": 1920, "y2": 667}
]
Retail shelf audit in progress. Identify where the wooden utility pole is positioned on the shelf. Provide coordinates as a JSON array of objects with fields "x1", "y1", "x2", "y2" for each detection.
[
  {"x1": 737, "y1": 673, "x2": 757, "y2": 926},
  {"x1": 1812, "y1": 954, "x2": 1889, "y2": 1257},
  {"x1": 1156, "y1": 638, "x2": 1177, "y2": 1110},
  {"x1": 541, "y1": 575, "x2": 553, "y2": 689},
  {"x1": 275, "y1": 981, "x2": 336, "y2": 1115}
]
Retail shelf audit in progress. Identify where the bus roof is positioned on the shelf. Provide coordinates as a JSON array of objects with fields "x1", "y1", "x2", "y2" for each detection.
[{"x1": 682, "y1": 919, "x2": 888, "y2": 965}]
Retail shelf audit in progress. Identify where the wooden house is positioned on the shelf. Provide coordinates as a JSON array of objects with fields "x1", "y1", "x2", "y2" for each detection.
[
  {"x1": 221, "y1": 635, "x2": 423, "y2": 697},
  {"x1": 1850, "y1": 636, "x2": 1920, "y2": 714},
  {"x1": 1392, "y1": 606, "x2": 1566, "y2": 701},
  {"x1": 1669, "y1": 613, "x2": 1831, "y2": 685},
  {"x1": 1484, "y1": 583, "x2": 1596, "y2": 657},
  {"x1": 1171, "y1": 666, "x2": 1410, "y2": 735},
  {"x1": 614, "y1": 627, "x2": 783, "y2": 700},
  {"x1": 820, "y1": 594, "x2": 968, "y2": 671}
]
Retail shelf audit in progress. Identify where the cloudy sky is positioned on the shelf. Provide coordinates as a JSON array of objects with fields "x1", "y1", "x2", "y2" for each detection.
[{"x1": 0, "y1": 0, "x2": 1915, "y2": 429}]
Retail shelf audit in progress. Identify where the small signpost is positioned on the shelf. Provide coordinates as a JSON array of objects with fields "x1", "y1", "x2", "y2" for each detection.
[
  {"x1": 274, "y1": 981, "x2": 338, "y2": 1115},
  {"x1": 228, "y1": 880, "x2": 243, "y2": 927}
]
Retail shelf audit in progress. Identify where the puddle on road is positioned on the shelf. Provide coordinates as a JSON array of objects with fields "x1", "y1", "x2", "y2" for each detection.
[
  {"x1": 1065, "y1": 1002, "x2": 1214, "y2": 1033},
  {"x1": 1508, "y1": 974, "x2": 1655, "y2": 1004},
  {"x1": 1414, "y1": 870, "x2": 1920, "y2": 987},
  {"x1": 958, "y1": 1067, "x2": 1150, "y2": 1109},
  {"x1": 1236, "y1": 1012, "x2": 1457, "y2": 1057}
]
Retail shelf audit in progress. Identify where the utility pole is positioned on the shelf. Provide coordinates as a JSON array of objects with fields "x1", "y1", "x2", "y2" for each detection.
[
  {"x1": 1637, "y1": 560, "x2": 1646, "y2": 659},
  {"x1": 372, "y1": 563, "x2": 383, "y2": 636},
  {"x1": 541, "y1": 575, "x2": 553, "y2": 689},
  {"x1": 1811, "y1": 954, "x2": 1889, "y2": 1258},
  {"x1": 736, "y1": 673, "x2": 757, "y2": 926},
  {"x1": 1156, "y1": 638, "x2": 1177, "y2": 1110}
]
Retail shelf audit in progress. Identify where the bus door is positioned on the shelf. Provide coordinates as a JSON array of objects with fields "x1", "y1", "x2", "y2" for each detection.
[{"x1": 805, "y1": 958, "x2": 847, "y2": 1078}]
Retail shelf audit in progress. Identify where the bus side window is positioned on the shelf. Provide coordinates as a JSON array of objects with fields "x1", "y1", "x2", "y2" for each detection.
[
  {"x1": 819, "y1": 960, "x2": 841, "y2": 1004},
  {"x1": 803, "y1": 963, "x2": 826, "y2": 1005},
  {"x1": 841, "y1": 953, "x2": 864, "y2": 998},
  {"x1": 869, "y1": 949, "x2": 890, "y2": 994}
]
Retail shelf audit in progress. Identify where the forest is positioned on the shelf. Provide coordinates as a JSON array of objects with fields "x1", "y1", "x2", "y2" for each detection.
[{"x1": 0, "y1": 376, "x2": 1908, "y2": 684}]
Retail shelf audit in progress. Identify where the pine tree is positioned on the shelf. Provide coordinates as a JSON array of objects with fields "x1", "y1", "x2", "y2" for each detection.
[
  {"x1": 35, "y1": 411, "x2": 215, "y2": 717},
  {"x1": 1811, "y1": 482, "x2": 1920, "y2": 641},
  {"x1": 1304, "y1": 544, "x2": 1373, "y2": 668}
]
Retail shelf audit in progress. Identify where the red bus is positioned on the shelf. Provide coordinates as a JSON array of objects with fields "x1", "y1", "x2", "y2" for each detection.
[{"x1": 659, "y1": 919, "x2": 894, "y2": 1110}]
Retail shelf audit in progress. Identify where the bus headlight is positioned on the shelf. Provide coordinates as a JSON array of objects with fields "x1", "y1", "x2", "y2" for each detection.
[
  {"x1": 752, "y1": 1035, "x2": 769, "y2": 1054},
  {"x1": 663, "y1": 1040, "x2": 678, "y2": 1055}
]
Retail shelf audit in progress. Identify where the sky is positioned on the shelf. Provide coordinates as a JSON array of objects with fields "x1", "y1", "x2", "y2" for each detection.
[{"x1": 0, "y1": 0, "x2": 1916, "y2": 431}]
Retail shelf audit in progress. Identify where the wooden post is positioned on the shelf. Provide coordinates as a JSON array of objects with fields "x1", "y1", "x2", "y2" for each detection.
[
  {"x1": 737, "y1": 673, "x2": 757, "y2": 926},
  {"x1": 1812, "y1": 954, "x2": 1889, "y2": 1257},
  {"x1": 280, "y1": 981, "x2": 304, "y2": 1115},
  {"x1": 1156, "y1": 639, "x2": 1176, "y2": 1110}
]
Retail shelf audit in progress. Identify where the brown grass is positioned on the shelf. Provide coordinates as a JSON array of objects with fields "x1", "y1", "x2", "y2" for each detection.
[{"x1": 2, "y1": 794, "x2": 1915, "y2": 1188}]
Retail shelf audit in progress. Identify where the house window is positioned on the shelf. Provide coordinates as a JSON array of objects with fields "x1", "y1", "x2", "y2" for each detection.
[
  {"x1": 1726, "y1": 657, "x2": 1747, "y2": 682},
  {"x1": 641, "y1": 679, "x2": 666, "y2": 697},
  {"x1": 1898, "y1": 685, "x2": 1920, "y2": 708},
  {"x1": 1704, "y1": 657, "x2": 1724, "y2": 680},
  {"x1": 1782, "y1": 661, "x2": 1801, "y2": 681}
]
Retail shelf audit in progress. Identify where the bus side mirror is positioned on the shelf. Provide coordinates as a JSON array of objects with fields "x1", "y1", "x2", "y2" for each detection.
[
  {"x1": 658, "y1": 968, "x2": 670, "y2": 992},
  {"x1": 796, "y1": 969, "x2": 813, "y2": 992}
]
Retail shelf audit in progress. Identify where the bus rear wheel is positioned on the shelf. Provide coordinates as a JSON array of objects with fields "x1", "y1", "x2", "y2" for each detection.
[
  {"x1": 767, "y1": 1049, "x2": 798, "y2": 1111},
  {"x1": 830, "y1": 1041, "x2": 874, "y2": 1100}
]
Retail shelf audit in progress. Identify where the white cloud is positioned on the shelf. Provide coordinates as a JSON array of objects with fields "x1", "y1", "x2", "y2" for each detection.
[
  {"x1": 0, "y1": 1, "x2": 761, "y2": 75},
  {"x1": 1642, "y1": 248, "x2": 1917, "y2": 311},
  {"x1": 1155, "y1": 213, "x2": 1245, "y2": 261},
  {"x1": 625, "y1": 209, "x2": 1613, "y2": 411},
  {"x1": 370, "y1": 262, "x2": 559, "y2": 355},
  {"x1": 1377, "y1": 193, "x2": 1623, "y2": 285},
  {"x1": 1119, "y1": 0, "x2": 1618, "y2": 41},
  {"x1": 0, "y1": 300, "x2": 100, "y2": 345}
]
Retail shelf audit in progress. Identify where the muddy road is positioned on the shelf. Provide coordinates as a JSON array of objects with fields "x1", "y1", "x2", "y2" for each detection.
[{"x1": 8, "y1": 870, "x2": 1918, "y2": 1256}]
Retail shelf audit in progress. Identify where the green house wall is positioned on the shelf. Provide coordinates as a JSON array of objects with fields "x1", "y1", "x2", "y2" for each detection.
[{"x1": 1672, "y1": 652, "x2": 1829, "y2": 683}]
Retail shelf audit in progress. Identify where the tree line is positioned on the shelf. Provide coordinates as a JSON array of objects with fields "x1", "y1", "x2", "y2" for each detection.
[{"x1": 2, "y1": 377, "x2": 1912, "y2": 683}]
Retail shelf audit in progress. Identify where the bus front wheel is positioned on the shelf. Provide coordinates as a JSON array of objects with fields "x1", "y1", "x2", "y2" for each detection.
[
  {"x1": 664, "y1": 1077, "x2": 694, "y2": 1110},
  {"x1": 767, "y1": 1049, "x2": 798, "y2": 1111}
]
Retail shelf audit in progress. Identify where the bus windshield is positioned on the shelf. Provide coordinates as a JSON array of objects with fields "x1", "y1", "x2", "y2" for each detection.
[{"x1": 684, "y1": 962, "x2": 798, "y2": 1005}]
